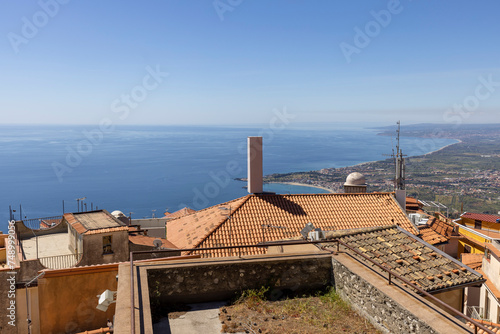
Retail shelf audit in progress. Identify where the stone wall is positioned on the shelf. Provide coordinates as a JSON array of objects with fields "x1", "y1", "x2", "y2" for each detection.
[
  {"x1": 331, "y1": 258, "x2": 438, "y2": 334},
  {"x1": 148, "y1": 255, "x2": 332, "y2": 305}
]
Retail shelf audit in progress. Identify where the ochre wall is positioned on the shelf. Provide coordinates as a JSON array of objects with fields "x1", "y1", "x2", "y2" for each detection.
[{"x1": 38, "y1": 268, "x2": 118, "y2": 333}]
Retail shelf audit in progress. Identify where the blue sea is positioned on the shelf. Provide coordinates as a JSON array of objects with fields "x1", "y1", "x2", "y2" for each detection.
[{"x1": 0, "y1": 123, "x2": 457, "y2": 232}]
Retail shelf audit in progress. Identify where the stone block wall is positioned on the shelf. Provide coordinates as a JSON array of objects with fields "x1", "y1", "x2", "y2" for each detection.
[
  {"x1": 148, "y1": 256, "x2": 332, "y2": 305},
  {"x1": 331, "y1": 258, "x2": 438, "y2": 334}
]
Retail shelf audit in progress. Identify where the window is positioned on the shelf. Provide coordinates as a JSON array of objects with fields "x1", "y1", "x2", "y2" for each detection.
[
  {"x1": 475, "y1": 220, "x2": 482, "y2": 229},
  {"x1": 498, "y1": 306, "x2": 500, "y2": 324},
  {"x1": 103, "y1": 235, "x2": 112, "y2": 254},
  {"x1": 464, "y1": 244, "x2": 471, "y2": 254}
]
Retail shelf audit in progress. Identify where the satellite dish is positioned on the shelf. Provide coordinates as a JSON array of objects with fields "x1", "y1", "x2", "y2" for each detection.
[{"x1": 153, "y1": 239, "x2": 162, "y2": 249}]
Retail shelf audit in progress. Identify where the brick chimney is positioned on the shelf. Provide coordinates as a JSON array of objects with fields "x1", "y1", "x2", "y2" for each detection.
[{"x1": 247, "y1": 136, "x2": 263, "y2": 193}]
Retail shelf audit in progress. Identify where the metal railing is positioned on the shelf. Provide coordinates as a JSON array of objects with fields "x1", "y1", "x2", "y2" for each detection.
[
  {"x1": 39, "y1": 253, "x2": 82, "y2": 270},
  {"x1": 128, "y1": 239, "x2": 493, "y2": 334},
  {"x1": 21, "y1": 216, "x2": 63, "y2": 230}
]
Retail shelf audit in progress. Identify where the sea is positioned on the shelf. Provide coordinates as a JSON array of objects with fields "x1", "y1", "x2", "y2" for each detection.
[{"x1": 0, "y1": 123, "x2": 457, "y2": 232}]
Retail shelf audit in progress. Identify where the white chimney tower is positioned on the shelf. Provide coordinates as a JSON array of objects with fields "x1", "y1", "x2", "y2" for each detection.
[{"x1": 247, "y1": 136, "x2": 263, "y2": 193}]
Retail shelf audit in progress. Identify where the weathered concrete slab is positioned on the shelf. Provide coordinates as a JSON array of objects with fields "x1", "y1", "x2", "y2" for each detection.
[{"x1": 153, "y1": 302, "x2": 226, "y2": 334}]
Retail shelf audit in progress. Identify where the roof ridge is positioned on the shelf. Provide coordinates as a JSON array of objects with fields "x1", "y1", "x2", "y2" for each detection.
[
  {"x1": 188, "y1": 195, "x2": 253, "y2": 252},
  {"x1": 169, "y1": 195, "x2": 250, "y2": 222}
]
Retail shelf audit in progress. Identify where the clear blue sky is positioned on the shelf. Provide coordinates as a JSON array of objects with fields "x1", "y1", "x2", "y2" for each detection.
[{"x1": 1, "y1": 1, "x2": 499, "y2": 126}]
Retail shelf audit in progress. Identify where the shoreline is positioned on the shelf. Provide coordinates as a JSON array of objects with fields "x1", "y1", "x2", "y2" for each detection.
[
  {"x1": 350, "y1": 137, "x2": 461, "y2": 168},
  {"x1": 265, "y1": 137, "x2": 462, "y2": 192},
  {"x1": 265, "y1": 182, "x2": 335, "y2": 193}
]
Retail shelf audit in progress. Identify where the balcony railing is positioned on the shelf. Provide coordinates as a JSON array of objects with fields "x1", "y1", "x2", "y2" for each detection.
[
  {"x1": 39, "y1": 253, "x2": 82, "y2": 270},
  {"x1": 20, "y1": 216, "x2": 63, "y2": 230}
]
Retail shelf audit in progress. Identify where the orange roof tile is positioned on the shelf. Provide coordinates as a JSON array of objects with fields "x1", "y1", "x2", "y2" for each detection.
[
  {"x1": 418, "y1": 225, "x2": 448, "y2": 245},
  {"x1": 325, "y1": 226, "x2": 482, "y2": 291},
  {"x1": 323, "y1": 226, "x2": 484, "y2": 293},
  {"x1": 462, "y1": 212, "x2": 500, "y2": 224},
  {"x1": 165, "y1": 207, "x2": 196, "y2": 219},
  {"x1": 167, "y1": 193, "x2": 416, "y2": 257},
  {"x1": 461, "y1": 253, "x2": 483, "y2": 270}
]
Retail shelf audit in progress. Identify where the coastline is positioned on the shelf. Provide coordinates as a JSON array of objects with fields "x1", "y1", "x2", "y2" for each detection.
[
  {"x1": 350, "y1": 137, "x2": 461, "y2": 168},
  {"x1": 265, "y1": 137, "x2": 462, "y2": 192},
  {"x1": 265, "y1": 182, "x2": 335, "y2": 193}
]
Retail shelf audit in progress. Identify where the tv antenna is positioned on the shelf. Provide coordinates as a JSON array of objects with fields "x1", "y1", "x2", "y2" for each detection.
[{"x1": 383, "y1": 121, "x2": 406, "y2": 190}]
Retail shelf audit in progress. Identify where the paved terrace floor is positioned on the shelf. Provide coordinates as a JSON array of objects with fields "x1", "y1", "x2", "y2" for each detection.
[{"x1": 21, "y1": 232, "x2": 73, "y2": 259}]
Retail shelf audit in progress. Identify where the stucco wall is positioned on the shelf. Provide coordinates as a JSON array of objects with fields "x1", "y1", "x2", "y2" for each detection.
[
  {"x1": 148, "y1": 255, "x2": 332, "y2": 305},
  {"x1": 37, "y1": 268, "x2": 118, "y2": 333},
  {"x1": 0, "y1": 270, "x2": 17, "y2": 334},
  {"x1": 77, "y1": 231, "x2": 129, "y2": 266}
]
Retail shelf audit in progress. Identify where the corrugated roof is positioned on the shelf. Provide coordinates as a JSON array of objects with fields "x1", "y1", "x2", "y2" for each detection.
[
  {"x1": 324, "y1": 226, "x2": 484, "y2": 293},
  {"x1": 167, "y1": 193, "x2": 417, "y2": 257},
  {"x1": 461, "y1": 212, "x2": 500, "y2": 224},
  {"x1": 64, "y1": 210, "x2": 126, "y2": 235}
]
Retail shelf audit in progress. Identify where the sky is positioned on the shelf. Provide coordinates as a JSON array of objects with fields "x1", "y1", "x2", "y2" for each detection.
[{"x1": 1, "y1": 1, "x2": 500, "y2": 126}]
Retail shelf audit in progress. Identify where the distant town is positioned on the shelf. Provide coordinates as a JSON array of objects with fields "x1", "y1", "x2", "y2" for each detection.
[{"x1": 264, "y1": 123, "x2": 500, "y2": 217}]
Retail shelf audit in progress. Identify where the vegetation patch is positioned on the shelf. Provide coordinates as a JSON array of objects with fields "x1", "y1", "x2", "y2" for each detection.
[{"x1": 220, "y1": 286, "x2": 380, "y2": 333}]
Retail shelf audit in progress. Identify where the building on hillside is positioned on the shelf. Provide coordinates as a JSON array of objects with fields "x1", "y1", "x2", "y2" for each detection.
[
  {"x1": 166, "y1": 192, "x2": 419, "y2": 257},
  {"x1": 459, "y1": 212, "x2": 500, "y2": 235}
]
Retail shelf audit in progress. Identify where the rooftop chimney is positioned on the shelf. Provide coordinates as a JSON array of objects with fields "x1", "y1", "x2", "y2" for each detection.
[{"x1": 247, "y1": 136, "x2": 263, "y2": 193}]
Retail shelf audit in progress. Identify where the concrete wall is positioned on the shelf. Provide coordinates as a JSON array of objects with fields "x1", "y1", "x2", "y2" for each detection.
[
  {"x1": 37, "y1": 268, "x2": 118, "y2": 333},
  {"x1": 148, "y1": 255, "x2": 332, "y2": 305},
  {"x1": 331, "y1": 258, "x2": 438, "y2": 334},
  {"x1": 78, "y1": 231, "x2": 129, "y2": 266},
  {"x1": 132, "y1": 218, "x2": 168, "y2": 238}
]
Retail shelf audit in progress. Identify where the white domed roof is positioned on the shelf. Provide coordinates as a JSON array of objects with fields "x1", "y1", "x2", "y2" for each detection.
[
  {"x1": 111, "y1": 210, "x2": 125, "y2": 218},
  {"x1": 344, "y1": 172, "x2": 366, "y2": 186}
]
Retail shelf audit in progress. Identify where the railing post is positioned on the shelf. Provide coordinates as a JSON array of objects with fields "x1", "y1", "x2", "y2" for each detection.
[{"x1": 388, "y1": 272, "x2": 391, "y2": 285}]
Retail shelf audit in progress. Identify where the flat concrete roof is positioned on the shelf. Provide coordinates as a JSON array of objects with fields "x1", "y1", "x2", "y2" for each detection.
[{"x1": 21, "y1": 232, "x2": 73, "y2": 259}]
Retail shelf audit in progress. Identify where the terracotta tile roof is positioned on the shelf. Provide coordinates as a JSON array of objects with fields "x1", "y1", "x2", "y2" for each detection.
[
  {"x1": 64, "y1": 210, "x2": 126, "y2": 235},
  {"x1": 466, "y1": 320, "x2": 500, "y2": 332},
  {"x1": 165, "y1": 207, "x2": 196, "y2": 219},
  {"x1": 460, "y1": 253, "x2": 483, "y2": 270},
  {"x1": 129, "y1": 234, "x2": 177, "y2": 249},
  {"x1": 324, "y1": 226, "x2": 484, "y2": 293},
  {"x1": 417, "y1": 216, "x2": 458, "y2": 245},
  {"x1": 85, "y1": 226, "x2": 129, "y2": 235},
  {"x1": 167, "y1": 193, "x2": 417, "y2": 258},
  {"x1": 461, "y1": 212, "x2": 500, "y2": 224},
  {"x1": 406, "y1": 196, "x2": 420, "y2": 211}
]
